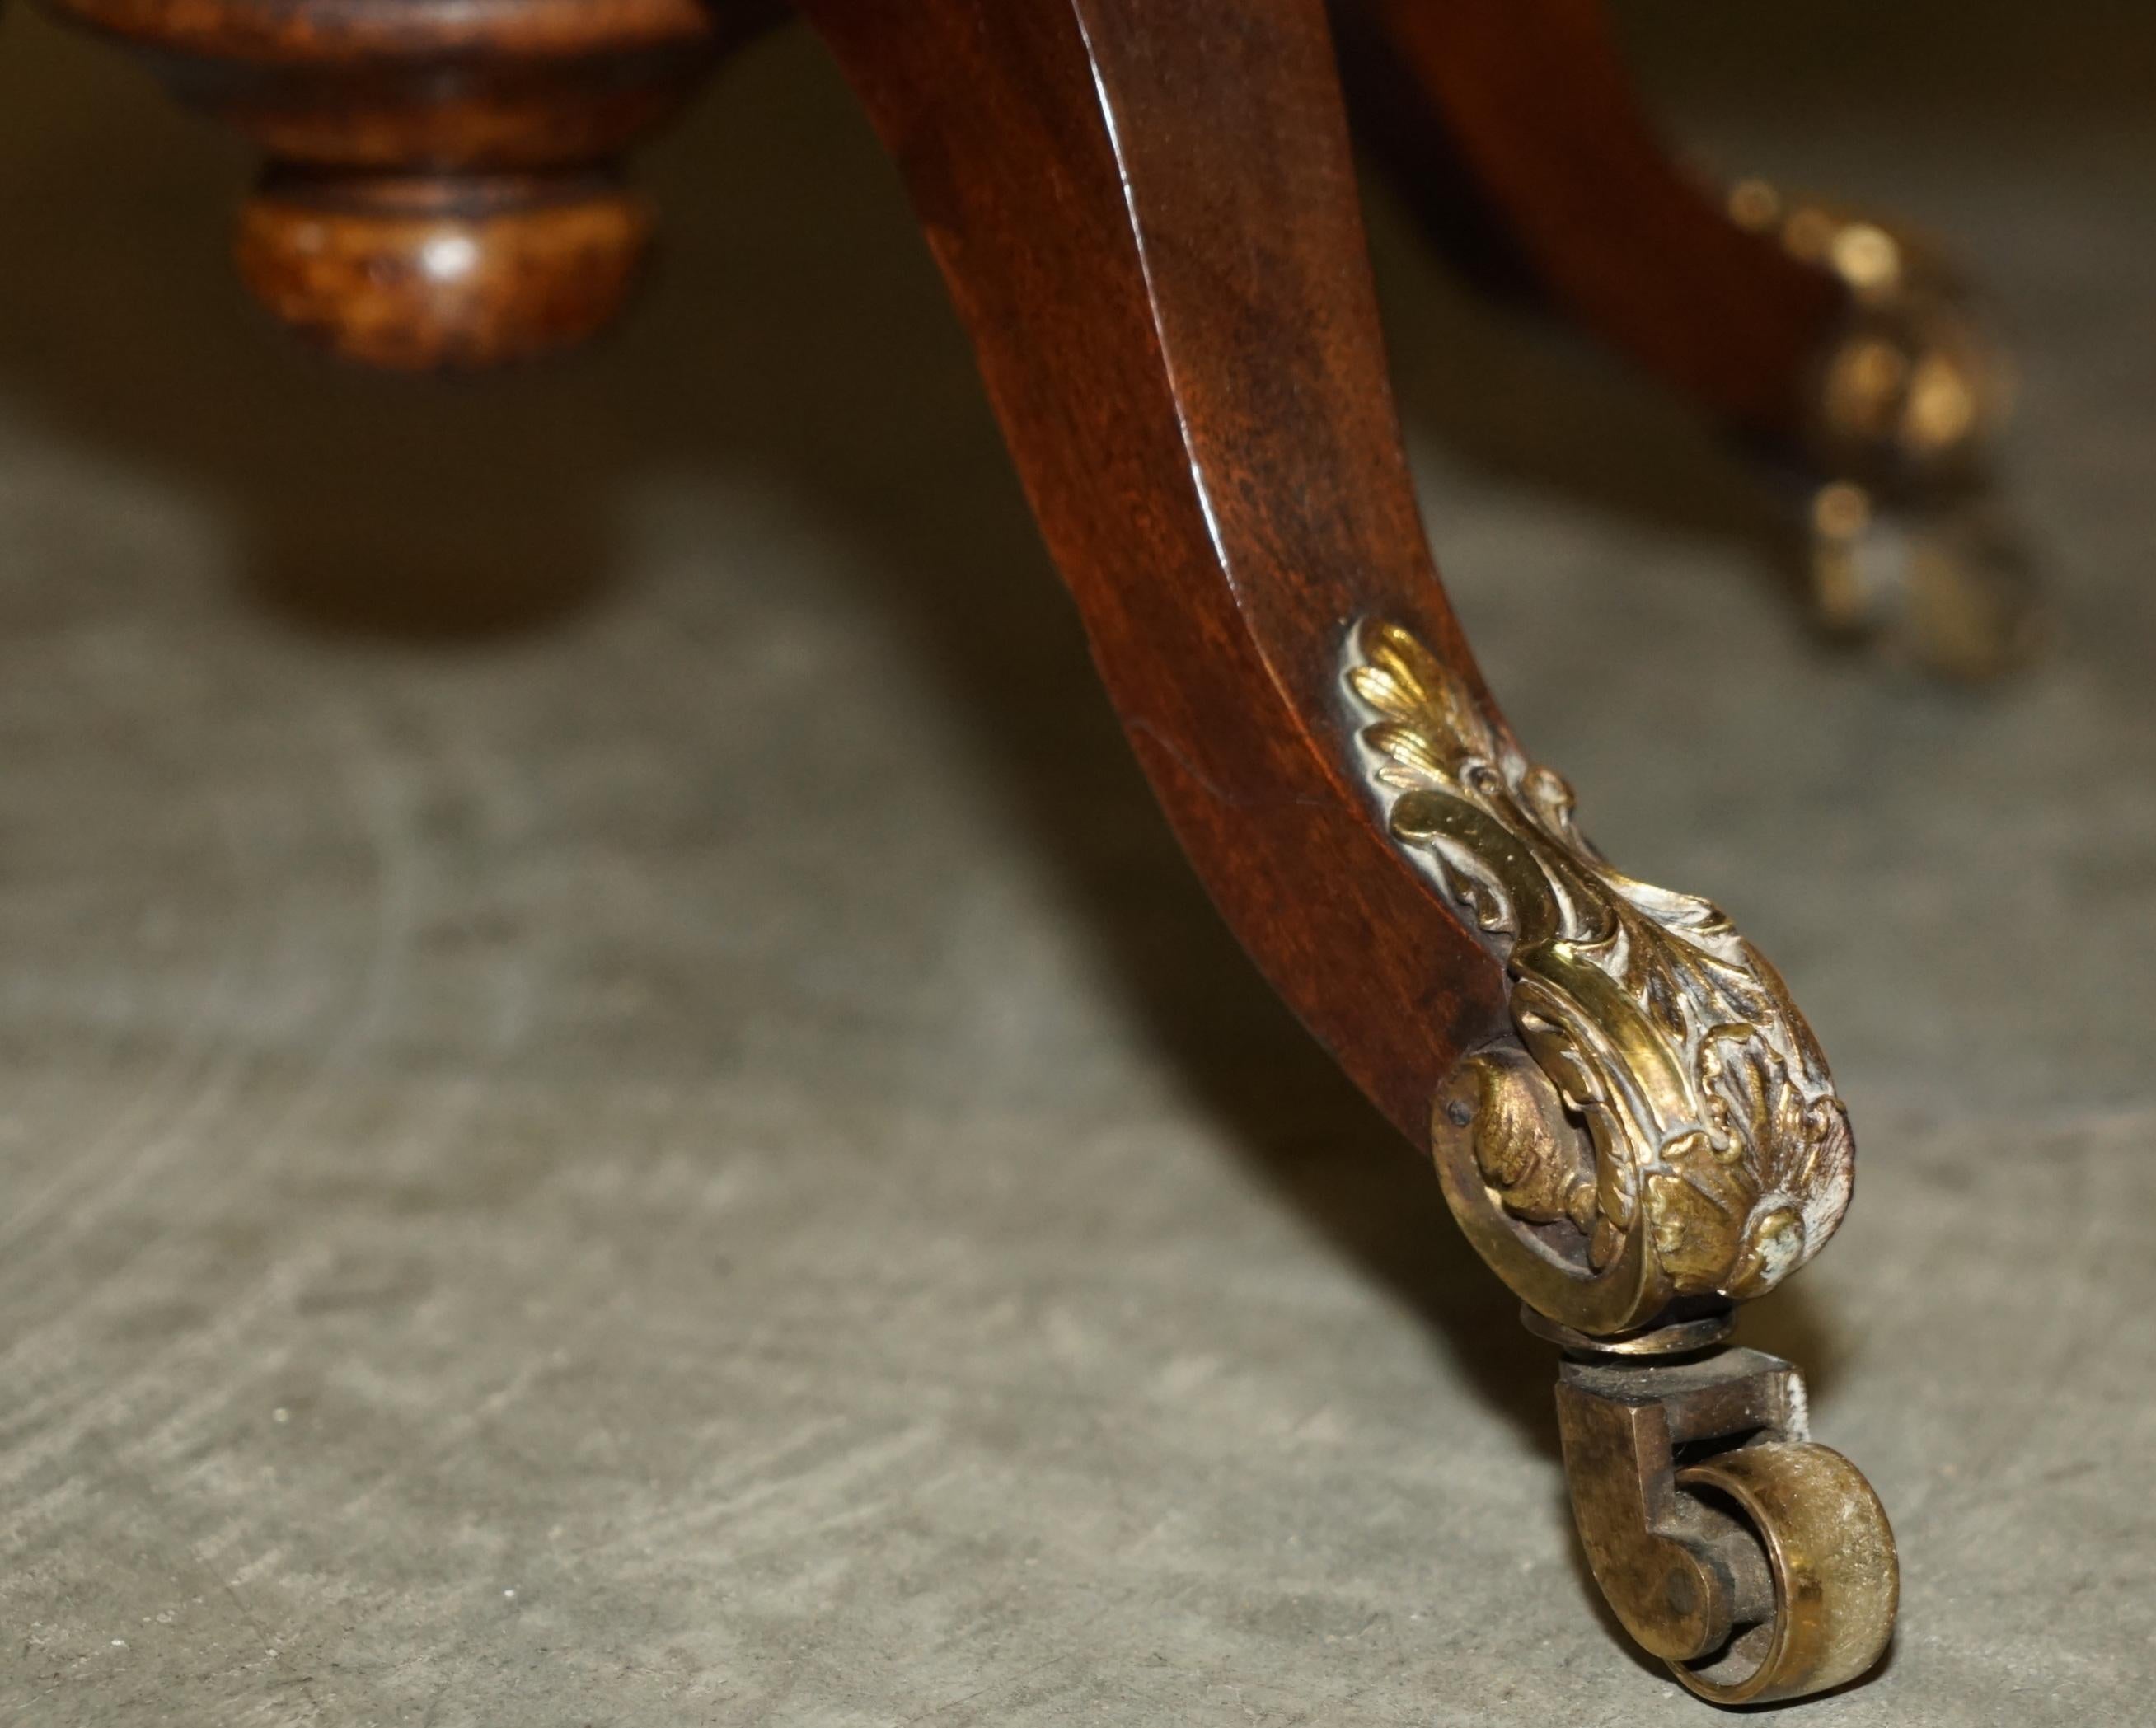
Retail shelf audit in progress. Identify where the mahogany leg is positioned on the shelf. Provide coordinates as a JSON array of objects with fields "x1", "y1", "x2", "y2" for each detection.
[
  {"x1": 1334, "y1": 0, "x2": 2038, "y2": 677},
  {"x1": 800, "y1": 0, "x2": 1895, "y2": 1702}
]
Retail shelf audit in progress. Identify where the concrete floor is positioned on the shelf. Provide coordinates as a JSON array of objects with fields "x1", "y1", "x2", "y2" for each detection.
[{"x1": 2, "y1": 8, "x2": 2152, "y2": 1725}]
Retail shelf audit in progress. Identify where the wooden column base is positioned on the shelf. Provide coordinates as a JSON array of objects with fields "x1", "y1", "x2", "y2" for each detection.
[
  {"x1": 35, "y1": 0, "x2": 787, "y2": 365},
  {"x1": 235, "y1": 171, "x2": 654, "y2": 371}
]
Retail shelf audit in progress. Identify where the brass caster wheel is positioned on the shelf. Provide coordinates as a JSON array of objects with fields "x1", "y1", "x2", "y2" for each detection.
[
  {"x1": 1805, "y1": 480, "x2": 2045, "y2": 682},
  {"x1": 1672, "y1": 1440, "x2": 1899, "y2": 1704},
  {"x1": 1554, "y1": 1343, "x2": 1898, "y2": 1707}
]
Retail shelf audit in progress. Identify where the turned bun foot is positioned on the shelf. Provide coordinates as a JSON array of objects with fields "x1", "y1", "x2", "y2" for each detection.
[
  {"x1": 35, "y1": 0, "x2": 767, "y2": 367},
  {"x1": 236, "y1": 172, "x2": 653, "y2": 370}
]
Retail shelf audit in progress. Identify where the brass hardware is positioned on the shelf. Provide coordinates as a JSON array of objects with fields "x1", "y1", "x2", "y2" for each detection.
[
  {"x1": 1345, "y1": 621, "x2": 1854, "y2": 1337},
  {"x1": 1727, "y1": 176, "x2": 2010, "y2": 491},
  {"x1": 1519, "y1": 1301, "x2": 1732, "y2": 1358},
  {"x1": 1806, "y1": 479, "x2": 2045, "y2": 682},
  {"x1": 1347, "y1": 620, "x2": 1896, "y2": 1701},
  {"x1": 1554, "y1": 1342, "x2": 1897, "y2": 1704},
  {"x1": 1727, "y1": 177, "x2": 2041, "y2": 677}
]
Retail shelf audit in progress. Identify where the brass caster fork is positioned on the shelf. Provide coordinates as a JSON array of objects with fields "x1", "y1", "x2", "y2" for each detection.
[{"x1": 1551, "y1": 1330, "x2": 1898, "y2": 1704}]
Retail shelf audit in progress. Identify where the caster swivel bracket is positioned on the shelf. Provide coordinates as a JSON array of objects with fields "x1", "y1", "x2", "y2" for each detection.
[{"x1": 1556, "y1": 1338, "x2": 1897, "y2": 1704}]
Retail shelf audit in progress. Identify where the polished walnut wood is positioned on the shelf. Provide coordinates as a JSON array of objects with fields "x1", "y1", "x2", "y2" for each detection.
[{"x1": 796, "y1": 0, "x2": 1512, "y2": 1141}]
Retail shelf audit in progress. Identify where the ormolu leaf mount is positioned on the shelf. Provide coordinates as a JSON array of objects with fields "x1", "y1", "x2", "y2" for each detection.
[{"x1": 1348, "y1": 621, "x2": 1897, "y2": 1705}]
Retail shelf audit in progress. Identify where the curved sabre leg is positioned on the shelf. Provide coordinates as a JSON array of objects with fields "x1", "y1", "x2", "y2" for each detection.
[
  {"x1": 799, "y1": 0, "x2": 1895, "y2": 1702},
  {"x1": 1335, "y1": 0, "x2": 2039, "y2": 678}
]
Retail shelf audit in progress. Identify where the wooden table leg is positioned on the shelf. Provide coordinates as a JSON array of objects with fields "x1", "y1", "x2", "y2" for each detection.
[
  {"x1": 800, "y1": 0, "x2": 1896, "y2": 1701},
  {"x1": 1335, "y1": 0, "x2": 2038, "y2": 677}
]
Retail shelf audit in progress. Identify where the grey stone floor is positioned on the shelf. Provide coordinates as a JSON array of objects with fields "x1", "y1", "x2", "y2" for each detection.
[{"x1": 2, "y1": 9, "x2": 2152, "y2": 1726}]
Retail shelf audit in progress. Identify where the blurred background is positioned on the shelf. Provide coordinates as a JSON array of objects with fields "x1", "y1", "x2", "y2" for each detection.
[{"x1": 1, "y1": 4, "x2": 2150, "y2": 1723}]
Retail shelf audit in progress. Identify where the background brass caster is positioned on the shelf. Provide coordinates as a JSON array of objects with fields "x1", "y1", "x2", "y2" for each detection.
[
  {"x1": 1804, "y1": 479, "x2": 2044, "y2": 681},
  {"x1": 1730, "y1": 178, "x2": 2044, "y2": 681},
  {"x1": 1554, "y1": 1342, "x2": 1899, "y2": 1705}
]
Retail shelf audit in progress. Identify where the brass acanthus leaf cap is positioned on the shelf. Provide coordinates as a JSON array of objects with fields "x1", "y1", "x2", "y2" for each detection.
[{"x1": 1347, "y1": 620, "x2": 1853, "y2": 1333}]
